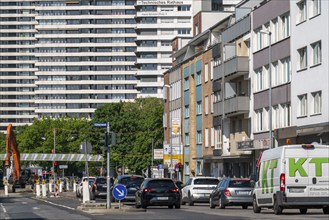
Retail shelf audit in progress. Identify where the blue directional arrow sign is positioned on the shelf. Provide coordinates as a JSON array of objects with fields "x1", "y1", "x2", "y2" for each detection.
[
  {"x1": 112, "y1": 184, "x2": 127, "y2": 201},
  {"x1": 94, "y1": 122, "x2": 107, "y2": 127}
]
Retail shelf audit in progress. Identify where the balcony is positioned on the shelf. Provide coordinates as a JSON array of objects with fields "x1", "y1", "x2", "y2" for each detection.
[
  {"x1": 213, "y1": 149, "x2": 222, "y2": 156},
  {"x1": 214, "y1": 95, "x2": 249, "y2": 117},
  {"x1": 222, "y1": 14, "x2": 250, "y2": 44}
]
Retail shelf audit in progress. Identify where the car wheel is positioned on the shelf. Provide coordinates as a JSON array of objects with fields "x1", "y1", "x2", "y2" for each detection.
[
  {"x1": 175, "y1": 203, "x2": 181, "y2": 209},
  {"x1": 168, "y1": 205, "x2": 173, "y2": 209},
  {"x1": 299, "y1": 209, "x2": 307, "y2": 214},
  {"x1": 323, "y1": 207, "x2": 329, "y2": 214},
  {"x1": 209, "y1": 197, "x2": 215, "y2": 209},
  {"x1": 273, "y1": 197, "x2": 283, "y2": 215},
  {"x1": 242, "y1": 205, "x2": 248, "y2": 209},
  {"x1": 219, "y1": 197, "x2": 225, "y2": 209},
  {"x1": 188, "y1": 192, "x2": 194, "y2": 206},
  {"x1": 135, "y1": 197, "x2": 141, "y2": 208},
  {"x1": 253, "y1": 196, "x2": 261, "y2": 213}
]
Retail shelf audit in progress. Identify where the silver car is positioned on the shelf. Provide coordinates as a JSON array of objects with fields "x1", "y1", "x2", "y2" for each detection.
[{"x1": 209, "y1": 178, "x2": 253, "y2": 209}]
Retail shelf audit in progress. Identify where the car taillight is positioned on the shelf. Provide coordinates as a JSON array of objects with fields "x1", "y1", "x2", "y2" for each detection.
[
  {"x1": 170, "y1": 188, "x2": 179, "y2": 193},
  {"x1": 280, "y1": 173, "x2": 285, "y2": 192},
  {"x1": 143, "y1": 188, "x2": 155, "y2": 193},
  {"x1": 224, "y1": 189, "x2": 231, "y2": 197}
]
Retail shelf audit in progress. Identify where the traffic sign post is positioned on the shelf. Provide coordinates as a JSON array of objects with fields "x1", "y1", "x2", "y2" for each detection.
[{"x1": 112, "y1": 184, "x2": 127, "y2": 209}]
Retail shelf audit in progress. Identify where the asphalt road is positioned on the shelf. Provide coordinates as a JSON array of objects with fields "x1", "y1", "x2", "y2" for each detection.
[{"x1": 1, "y1": 191, "x2": 328, "y2": 220}]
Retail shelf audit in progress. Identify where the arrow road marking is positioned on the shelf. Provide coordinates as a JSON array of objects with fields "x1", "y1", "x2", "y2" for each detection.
[{"x1": 115, "y1": 188, "x2": 125, "y2": 197}]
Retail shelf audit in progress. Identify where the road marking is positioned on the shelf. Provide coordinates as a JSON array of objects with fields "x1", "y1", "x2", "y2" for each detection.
[
  {"x1": 32, "y1": 198, "x2": 75, "y2": 210},
  {"x1": 0, "y1": 203, "x2": 9, "y2": 220}
]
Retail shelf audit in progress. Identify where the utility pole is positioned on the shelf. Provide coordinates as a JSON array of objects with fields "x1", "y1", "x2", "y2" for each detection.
[
  {"x1": 106, "y1": 122, "x2": 111, "y2": 209},
  {"x1": 53, "y1": 128, "x2": 56, "y2": 184}
]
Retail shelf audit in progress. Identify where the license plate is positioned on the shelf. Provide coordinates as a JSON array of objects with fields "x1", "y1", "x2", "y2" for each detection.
[
  {"x1": 289, "y1": 188, "x2": 304, "y2": 193},
  {"x1": 236, "y1": 191, "x2": 249, "y2": 195},
  {"x1": 157, "y1": 197, "x2": 168, "y2": 200}
]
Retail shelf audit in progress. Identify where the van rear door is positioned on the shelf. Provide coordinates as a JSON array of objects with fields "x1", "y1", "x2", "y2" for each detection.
[
  {"x1": 307, "y1": 145, "x2": 329, "y2": 198},
  {"x1": 285, "y1": 145, "x2": 309, "y2": 197}
]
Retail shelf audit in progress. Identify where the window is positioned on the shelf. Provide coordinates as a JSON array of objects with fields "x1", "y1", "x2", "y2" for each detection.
[
  {"x1": 211, "y1": 94, "x2": 214, "y2": 113},
  {"x1": 178, "y1": 29, "x2": 190, "y2": 35},
  {"x1": 271, "y1": 18, "x2": 279, "y2": 43},
  {"x1": 205, "y1": 128, "x2": 209, "y2": 148},
  {"x1": 272, "y1": 61, "x2": 279, "y2": 86},
  {"x1": 204, "y1": 63, "x2": 208, "y2": 82},
  {"x1": 184, "y1": 77, "x2": 189, "y2": 91},
  {"x1": 196, "y1": 131, "x2": 202, "y2": 144},
  {"x1": 196, "y1": 70, "x2": 202, "y2": 85},
  {"x1": 297, "y1": 0, "x2": 307, "y2": 23},
  {"x1": 255, "y1": 28, "x2": 263, "y2": 50},
  {"x1": 310, "y1": 0, "x2": 321, "y2": 17},
  {"x1": 205, "y1": 96, "x2": 209, "y2": 115},
  {"x1": 255, "y1": 109, "x2": 264, "y2": 132},
  {"x1": 311, "y1": 91, "x2": 322, "y2": 115},
  {"x1": 255, "y1": 67, "x2": 265, "y2": 92},
  {"x1": 281, "y1": 13, "x2": 290, "y2": 39},
  {"x1": 210, "y1": 61, "x2": 214, "y2": 80},
  {"x1": 282, "y1": 103, "x2": 291, "y2": 128},
  {"x1": 184, "y1": 133, "x2": 189, "y2": 145},
  {"x1": 178, "y1": 5, "x2": 190, "y2": 11},
  {"x1": 298, "y1": 94, "x2": 307, "y2": 117},
  {"x1": 196, "y1": 101, "x2": 202, "y2": 115},
  {"x1": 311, "y1": 41, "x2": 321, "y2": 66},
  {"x1": 184, "y1": 105, "x2": 189, "y2": 118},
  {"x1": 298, "y1": 47, "x2": 307, "y2": 70},
  {"x1": 282, "y1": 57, "x2": 291, "y2": 83},
  {"x1": 211, "y1": 127, "x2": 215, "y2": 147}
]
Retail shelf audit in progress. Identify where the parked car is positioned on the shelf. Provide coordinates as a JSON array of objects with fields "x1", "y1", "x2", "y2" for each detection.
[
  {"x1": 111, "y1": 175, "x2": 144, "y2": 202},
  {"x1": 181, "y1": 177, "x2": 220, "y2": 206},
  {"x1": 135, "y1": 178, "x2": 181, "y2": 209},
  {"x1": 209, "y1": 178, "x2": 253, "y2": 209},
  {"x1": 91, "y1": 177, "x2": 107, "y2": 200},
  {"x1": 76, "y1": 176, "x2": 96, "y2": 198}
]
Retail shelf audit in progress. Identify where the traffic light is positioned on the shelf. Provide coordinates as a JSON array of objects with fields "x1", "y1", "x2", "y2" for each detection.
[{"x1": 99, "y1": 132, "x2": 109, "y2": 147}]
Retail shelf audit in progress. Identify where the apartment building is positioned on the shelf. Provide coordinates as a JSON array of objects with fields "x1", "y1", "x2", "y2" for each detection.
[
  {"x1": 134, "y1": 0, "x2": 193, "y2": 99},
  {"x1": 252, "y1": 0, "x2": 292, "y2": 150},
  {"x1": 290, "y1": 0, "x2": 329, "y2": 144},
  {"x1": 0, "y1": 0, "x2": 139, "y2": 131}
]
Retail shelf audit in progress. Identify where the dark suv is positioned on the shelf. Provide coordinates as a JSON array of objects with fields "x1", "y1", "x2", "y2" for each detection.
[
  {"x1": 112, "y1": 175, "x2": 144, "y2": 202},
  {"x1": 135, "y1": 178, "x2": 181, "y2": 209}
]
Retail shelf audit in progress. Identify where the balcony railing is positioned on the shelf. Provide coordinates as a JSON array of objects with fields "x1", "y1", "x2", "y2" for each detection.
[{"x1": 214, "y1": 95, "x2": 249, "y2": 117}]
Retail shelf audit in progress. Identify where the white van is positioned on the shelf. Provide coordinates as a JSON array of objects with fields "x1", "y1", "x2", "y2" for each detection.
[{"x1": 253, "y1": 144, "x2": 329, "y2": 215}]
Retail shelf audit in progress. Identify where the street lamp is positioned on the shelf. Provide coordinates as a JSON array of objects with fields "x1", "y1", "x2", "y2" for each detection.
[
  {"x1": 164, "y1": 84, "x2": 173, "y2": 178},
  {"x1": 53, "y1": 128, "x2": 56, "y2": 183},
  {"x1": 260, "y1": 30, "x2": 272, "y2": 149}
]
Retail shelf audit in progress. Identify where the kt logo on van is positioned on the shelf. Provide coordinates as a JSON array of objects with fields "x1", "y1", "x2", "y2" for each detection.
[{"x1": 261, "y1": 158, "x2": 329, "y2": 194}]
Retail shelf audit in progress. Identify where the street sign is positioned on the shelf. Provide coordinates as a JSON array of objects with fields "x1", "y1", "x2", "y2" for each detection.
[
  {"x1": 153, "y1": 149, "x2": 163, "y2": 159},
  {"x1": 94, "y1": 122, "x2": 108, "y2": 127},
  {"x1": 59, "y1": 165, "x2": 68, "y2": 169},
  {"x1": 112, "y1": 184, "x2": 127, "y2": 201}
]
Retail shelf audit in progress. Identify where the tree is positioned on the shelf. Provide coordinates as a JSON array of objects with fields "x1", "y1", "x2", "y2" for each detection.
[{"x1": 92, "y1": 98, "x2": 163, "y2": 175}]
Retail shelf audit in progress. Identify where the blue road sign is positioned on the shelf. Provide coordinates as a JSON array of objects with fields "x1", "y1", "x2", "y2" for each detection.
[
  {"x1": 112, "y1": 184, "x2": 127, "y2": 200},
  {"x1": 94, "y1": 122, "x2": 107, "y2": 127}
]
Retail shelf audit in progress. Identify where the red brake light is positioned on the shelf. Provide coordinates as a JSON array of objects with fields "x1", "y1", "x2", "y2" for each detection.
[
  {"x1": 143, "y1": 188, "x2": 155, "y2": 193},
  {"x1": 224, "y1": 189, "x2": 231, "y2": 197},
  {"x1": 302, "y1": 144, "x2": 314, "y2": 149},
  {"x1": 280, "y1": 173, "x2": 285, "y2": 192},
  {"x1": 170, "y1": 188, "x2": 179, "y2": 193}
]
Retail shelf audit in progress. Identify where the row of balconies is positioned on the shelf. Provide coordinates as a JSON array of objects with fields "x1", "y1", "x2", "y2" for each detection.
[
  {"x1": 213, "y1": 96, "x2": 249, "y2": 117},
  {"x1": 213, "y1": 56, "x2": 249, "y2": 81}
]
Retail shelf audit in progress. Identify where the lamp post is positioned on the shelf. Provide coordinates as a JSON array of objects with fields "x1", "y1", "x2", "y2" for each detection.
[
  {"x1": 164, "y1": 84, "x2": 172, "y2": 178},
  {"x1": 53, "y1": 128, "x2": 56, "y2": 183},
  {"x1": 260, "y1": 30, "x2": 272, "y2": 149}
]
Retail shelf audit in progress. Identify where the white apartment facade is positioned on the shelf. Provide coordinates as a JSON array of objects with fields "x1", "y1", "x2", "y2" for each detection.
[
  {"x1": 0, "y1": 0, "x2": 137, "y2": 131},
  {"x1": 134, "y1": 0, "x2": 193, "y2": 99},
  {"x1": 290, "y1": 0, "x2": 329, "y2": 144}
]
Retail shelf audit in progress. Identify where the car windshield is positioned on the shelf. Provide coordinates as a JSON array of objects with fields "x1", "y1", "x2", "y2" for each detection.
[
  {"x1": 96, "y1": 178, "x2": 106, "y2": 184},
  {"x1": 147, "y1": 180, "x2": 176, "y2": 189},
  {"x1": 229, "y1": 180, "x2": 252, "y2": 187},
  {"x1": 194, "y1": 179, "x2": 219, "y2": 185},
  {"x1": 119, "y1": 176, "x2": 144, "y2": 187}
]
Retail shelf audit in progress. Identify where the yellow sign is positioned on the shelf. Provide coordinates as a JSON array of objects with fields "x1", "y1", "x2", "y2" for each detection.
[{"x1": 172, "y1": 119, "x2": 180, "y2": 135}]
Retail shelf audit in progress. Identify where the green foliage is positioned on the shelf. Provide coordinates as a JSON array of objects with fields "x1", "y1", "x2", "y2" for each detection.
[
  {"x1": 1, "y1": 98, "x2": 163, "y2": 177},
  {"x1": 92, "y1": 98, "x2": 164, "y2": 175}
]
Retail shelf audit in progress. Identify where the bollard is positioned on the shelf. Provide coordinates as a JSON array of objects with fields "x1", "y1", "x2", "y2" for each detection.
[
  {"x1": 42, "y1": 179, "x2": 47, "y2": 198},
  {"x1": 82, "y1": 181, "x2": 90, "y2": 203},
  {"x1": 59, "y1": 182, "x2": 63, "y2": 193},
  {"x1": 66, "y1": 181, "x2": 70, "y2": 191},
  {"x1": 36, "y1": 184, "x2": 41, "y2": 197},
  {"x1": 4, "y1": 183, "x2": 9, "y2": 197},
  {"x1": 73, "y1": 181, "x2": 76, "y2": 192},
  {"x1": 49, "y1": 179, "x2": 53, "y2": 194}
]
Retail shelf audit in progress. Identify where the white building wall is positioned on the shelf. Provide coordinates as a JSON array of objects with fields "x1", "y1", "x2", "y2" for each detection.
[{"x1": 290, "y1": 0, "x2": 329, "y2": 127}]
